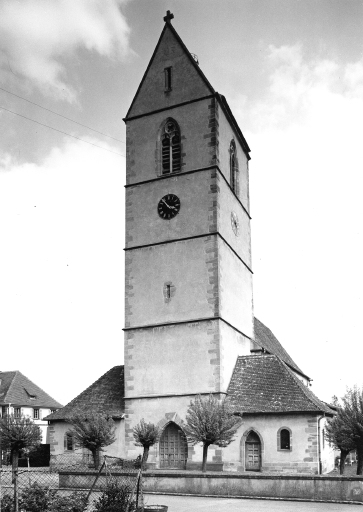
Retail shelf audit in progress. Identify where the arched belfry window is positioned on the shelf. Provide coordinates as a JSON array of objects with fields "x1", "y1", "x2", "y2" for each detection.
[
  {"x1": 230, "y1": 139, "x2": 239, "y2": 195},
  {"x1": 161, "y1": 120, "x2": 181, "y2": 174}
]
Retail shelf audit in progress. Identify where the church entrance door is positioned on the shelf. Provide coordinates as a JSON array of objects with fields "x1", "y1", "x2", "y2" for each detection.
[
  {"x1": 245, "y1": 431, "x2": 261, "y2": 471},
  {"x1": 159, "y1": 423, "x2": 188, "y2": 469}
]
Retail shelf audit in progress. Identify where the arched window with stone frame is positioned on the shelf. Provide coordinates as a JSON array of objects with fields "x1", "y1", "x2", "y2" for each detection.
[
  {"x1": 277, "y1": 427, "x2": 292, "y2": 451},
  {"x1": 161, "y1": 119, "x2": 181, "y2": 175},
  {"x1": 229, "y1": 139, "x2": 239, "y2": 196}
]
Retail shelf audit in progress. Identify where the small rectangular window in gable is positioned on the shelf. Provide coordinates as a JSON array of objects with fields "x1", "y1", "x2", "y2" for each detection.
[
  {"x1": 33, "y1": 408, "x2": 39, "y2": 420},
  {"x1": 164, "y1": 67, "x2": 172, "y2": 92}
]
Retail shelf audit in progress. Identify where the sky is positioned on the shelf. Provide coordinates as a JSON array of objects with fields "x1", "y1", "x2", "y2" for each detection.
[{"x1": 0, "y1": 0, "x2": 362, "y2": 407}]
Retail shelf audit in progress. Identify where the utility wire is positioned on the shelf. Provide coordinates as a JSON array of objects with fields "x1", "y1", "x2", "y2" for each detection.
[
  {"x1": 0, "y1": 106, "x2": 125, "y2": 158},
  {"x1": 0, "y1": 86, "x2": 125, "y2": 144}
]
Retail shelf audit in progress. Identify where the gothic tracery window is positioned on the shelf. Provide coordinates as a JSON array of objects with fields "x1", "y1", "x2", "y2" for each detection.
[
  {"x1": 161, "y1": 120, "x2": 181, "y2": 174},
  {"x1": 230, "y1": 139, "x2": 239, "y2": 195}
]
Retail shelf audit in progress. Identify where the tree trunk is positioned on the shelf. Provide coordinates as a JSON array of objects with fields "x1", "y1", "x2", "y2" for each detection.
[
  {"x1": 356, "y1": 445, "x2": 363, "y2": 475},
  {"x1": 339, "y1": 449, "x2": 349, "y2": 475},
  {"x1": 142, "y1": 446, "x2": 149, "y2": 471},
  {"x1": 11, "y1": 449, "x2": 19, "y2": 512},
  {"x1": 202, "y1": 443, "x2": 209, "y2": 473},
  {"x1": 92, "y1": 448, "x2": 100, "y2": 470}
]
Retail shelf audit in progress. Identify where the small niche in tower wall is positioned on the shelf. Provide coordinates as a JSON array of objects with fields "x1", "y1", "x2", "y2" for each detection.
[
  {"x1": 164, "y1": 67, "x2": 172, "y2": 92},
  {"x1": 163, "y1": 281, "x2": 176, "y2": 303}
]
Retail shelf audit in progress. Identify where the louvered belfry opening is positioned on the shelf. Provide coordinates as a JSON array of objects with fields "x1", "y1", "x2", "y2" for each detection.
[{"x1": 162, "y1": 120, "x2": 181, "y2": 174}]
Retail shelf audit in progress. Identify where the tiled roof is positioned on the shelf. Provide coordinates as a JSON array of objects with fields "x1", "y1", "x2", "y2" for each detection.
[
  {"x1": 227, "y1": 355, "x2": 333, "y2": 415},
  {"x1": 254, "y1": 318, "x2": 308, "y2": 378},
  {"x1": 44, "y1": 366, "x2": 124, "y2": 421},
  {"x1": 0, "y1": 371, "x2": 62, "y2": 409}
]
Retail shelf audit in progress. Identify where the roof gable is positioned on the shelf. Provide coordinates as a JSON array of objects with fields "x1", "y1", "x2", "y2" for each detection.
[
  {"x1": 227, "y1": 355, "x2": 333, "y2": 415},
  {"x1": 45, "y1": 366, "x2": 124, "y2": 421},
  {"x1": 0, "y1": 371, "x2": 62, "y2": 409},
  {"x1": 125, "y1": 21, "x2": 214, "y2": 119},
  {"x1": 253, "y1": 317, "x2": 308, "y2": 379}
]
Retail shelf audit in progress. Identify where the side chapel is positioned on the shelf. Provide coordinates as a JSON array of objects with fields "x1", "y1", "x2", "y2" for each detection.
[{"x1": 47, "y1": 11, "x2": 335, "y2": 474}]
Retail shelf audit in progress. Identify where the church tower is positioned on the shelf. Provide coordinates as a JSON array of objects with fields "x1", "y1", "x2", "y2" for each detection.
[{"x1": 123, "y1": 12, "x2": 253, "y2": 469}]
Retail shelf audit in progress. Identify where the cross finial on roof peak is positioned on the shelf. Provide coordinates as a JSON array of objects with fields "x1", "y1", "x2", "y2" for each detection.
[{"x1": 163, "y1": 10, "x2": 174, "y2": 23}]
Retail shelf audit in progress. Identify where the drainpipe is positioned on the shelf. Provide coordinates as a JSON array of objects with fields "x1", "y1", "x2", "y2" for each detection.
[{"x1": 317, "y1": 413, "x2": 325, "y2": 475}]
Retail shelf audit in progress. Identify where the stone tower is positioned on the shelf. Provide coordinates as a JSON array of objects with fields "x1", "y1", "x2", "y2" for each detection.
[{"x1": 123, "y1": 12, "x2": 253, "y2": 469}]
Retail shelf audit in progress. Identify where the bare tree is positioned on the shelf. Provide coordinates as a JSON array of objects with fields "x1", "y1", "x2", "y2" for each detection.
[{"x1": 183, "y1": 394, "x2": 242, "y2": 472}]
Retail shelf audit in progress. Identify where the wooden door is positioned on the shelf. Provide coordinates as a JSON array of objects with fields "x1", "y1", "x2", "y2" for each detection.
[
  {"x1": 159, "y1": 423, "x2": 188, "y2": 469},
  {"x1": 245, "y1": 431, "x2": 261, "y2": 471}
]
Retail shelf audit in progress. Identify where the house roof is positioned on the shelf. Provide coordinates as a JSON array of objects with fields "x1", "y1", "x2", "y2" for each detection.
[
  {"x1": 227, "y1": 355, "x2": 334, "y2": 415},
  {"x1": 253, "y1": 317, "x2": 309, "y2": 380},
  {"x1": 44, "y1": 366, "x2": 124, "y2": 421},
  {"x1": 0, "y1": 371, "x2": 62, "y2": 409}
]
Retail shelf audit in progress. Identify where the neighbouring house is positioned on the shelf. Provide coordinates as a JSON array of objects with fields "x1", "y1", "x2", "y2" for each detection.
[
  {"x1": 44, "y1": 366, "x2": 125, "y2": 464},
  {"x1": 0, "y1": 370, "x2": 62, "y2": 444}
]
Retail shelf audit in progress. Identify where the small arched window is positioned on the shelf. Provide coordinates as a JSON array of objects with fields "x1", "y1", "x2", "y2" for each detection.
[
  {"x1": 230, "y1": 139, "x2": 239, "y2": 195},
  {"x1": 279, "y1": 428, "x2": 291, "y2": 450},
  {"x1": 161, "y1": 120, "x2": 181, "y2": 174}
]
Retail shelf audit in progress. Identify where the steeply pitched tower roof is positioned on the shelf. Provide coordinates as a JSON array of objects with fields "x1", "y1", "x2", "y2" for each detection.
[
  {"x1": 227, "y1": 355, "x2": 333, "y2": 415},
  {"x1": 44, "y1": 366, "x2": 124, "y2": 421},
  {"x1": 124, "y1": 12, "x2": 251, "y2": 157},
  {"x1": 125, "y1": 16, "x2": 214, "y2": 120},
  {"x1": 0, "y1": 371, "x2": 62, "y2": 409}
]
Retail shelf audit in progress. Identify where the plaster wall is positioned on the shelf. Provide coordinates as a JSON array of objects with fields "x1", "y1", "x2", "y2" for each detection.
[
  {"x1": 49, "y1": 420, "x2": 125, "y2": 459},
  {"x1": 216, "y1": 171, "x2": 251, "y2": 268},
  {"x1": 123, "y1": 395, "x2": 222, "y2": 465},
  {"x1": 125, "y1": 170, "x2": 215, "y2": 249},
  {"x1": 321, "y1": 417, "x2": 335, "y2": 474},
  {"x1": 6, "y1": 406, "x2": 53, "y2": 443},
  {"x1": 126, "y1": 99, "x2": 214, "y2": 185},
  {"x1": 222, "y1": 414, "x2": 323, "y2": 474},
  {"x1": 219, "y1": 322, "x2": 251, "y2": 393},
  {"x1": 217, "y1": 104, "x2": 250, "y2": 211},
  {"x1": 124, "y1": 319, "x2": 221, "y2": 399},
  {"x1": 218, "y1": 239, "x2": 254, "y2": 337},
  {"x1": 125, "y1": 237, "x2": 218, "y2": 328}
]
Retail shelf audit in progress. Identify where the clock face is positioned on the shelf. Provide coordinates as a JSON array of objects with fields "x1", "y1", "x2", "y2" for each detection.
[
  {"x1": 158, "y1": 194, "x2": 181, "y2": 220},
  {"x1": 231, "y1": 211, "x2": 239, "y2": 236}
]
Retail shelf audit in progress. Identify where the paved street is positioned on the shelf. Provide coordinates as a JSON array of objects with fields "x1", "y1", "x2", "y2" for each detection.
[{"x1": 145, "y1": 494, "x2": 362, "y2": 511}]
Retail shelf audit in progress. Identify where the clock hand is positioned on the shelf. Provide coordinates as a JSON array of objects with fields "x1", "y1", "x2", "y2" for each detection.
[
  {"x1": 161, "y1": 198, "x2": 176, "y2": 210},
  {"x1": 161, "y1": 198, "x2": 170, "y2": 208}
]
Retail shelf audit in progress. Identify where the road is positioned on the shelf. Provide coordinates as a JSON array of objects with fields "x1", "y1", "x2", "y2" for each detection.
[{"x1": 145, "y1": 494, "x2": 362, "y2": 511}]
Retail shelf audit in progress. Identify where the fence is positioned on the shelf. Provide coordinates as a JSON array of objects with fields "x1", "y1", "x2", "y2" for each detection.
[{"x1": 0, "y1": 454, "x2": 143, "y2": 512}]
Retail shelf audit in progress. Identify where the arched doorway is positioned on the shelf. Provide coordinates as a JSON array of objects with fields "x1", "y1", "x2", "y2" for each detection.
[
  {"x1": 245, "y1": 431, "x2": 261, "y2": 471},
  {"x1": 159, "y1": 422, "x2": 188, "y2": 469}
]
